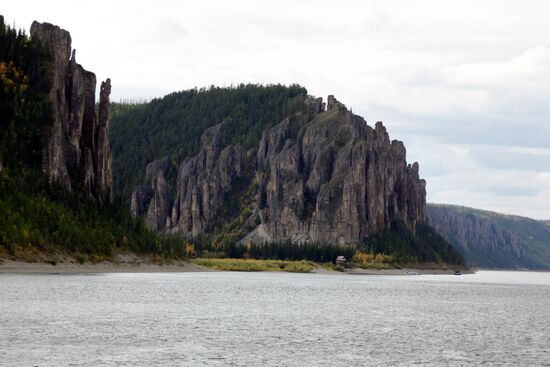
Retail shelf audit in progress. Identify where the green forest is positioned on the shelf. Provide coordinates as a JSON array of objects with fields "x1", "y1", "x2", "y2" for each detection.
[
  {"x1": 0, "y1": 170, "x2": 189, "y2": 262},
  {"x1": 0, "y1": 17, "x2": 51, "y2": 170}
]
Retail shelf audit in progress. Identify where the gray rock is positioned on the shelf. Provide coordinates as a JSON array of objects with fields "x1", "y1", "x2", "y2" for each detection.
[
  {"x1": 255, "y1": 97, "x2": 425, "y2": 244},
  {"x1": 170, "y1": 124, "x2": 244, "y2": 236},
  {"x1": 143, "y1": 157, "x2": 173, "y2": 231},
  {"x1": 132, "y1": 125, "x2": 244, "y2": 235},
  {"x1": 30, "y1": 21, "x2": 72, "y2": 189},
  {"x1": 96, "y1": 79, "x2": 113, "y2": 201},
  {"x1": 130, "y1": 186, "x2": 153, "y2": 219},
  {"x1": 30, "y1": 21, "x2": 112, "y2": 202},
  {"x1": 425, "y1": 204, "x2": 550, "y2": 269},
  {"x1": 428, "y1": 205, "x2": 525, "y2": 258},
  {"x1": 132, "y1": 96, "x2": 426, "y2": 244}
]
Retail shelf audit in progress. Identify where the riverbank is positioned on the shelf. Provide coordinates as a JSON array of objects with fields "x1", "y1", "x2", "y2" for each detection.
[
  {"x1": 0, "y1": 258, "x2": 212, "y2": 273},
  {"x1": 193, "y1": 258, "x2": 470, "y2": 274},
  {"x1": 0, "y1": 256, "x2": 470, "y2": 275}
]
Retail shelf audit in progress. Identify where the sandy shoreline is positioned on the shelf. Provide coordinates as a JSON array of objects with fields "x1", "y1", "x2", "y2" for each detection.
[
  {"x1": 0, "y1": 259, "x2": 470, "y2": 275},
  {"x1": 0, "y1": 259, "x2": 214, "y2": 274}
]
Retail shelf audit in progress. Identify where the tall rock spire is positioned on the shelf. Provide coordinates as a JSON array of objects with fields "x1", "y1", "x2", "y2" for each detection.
[
  {"x1": 30, "y1": 21, "x2": 112, "y2": 202},
  {"x1": 97, "y1": 79, "x2": 113, "y2": 202}
]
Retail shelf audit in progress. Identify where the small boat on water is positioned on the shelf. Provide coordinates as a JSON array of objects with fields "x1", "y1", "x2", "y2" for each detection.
[
  {"x1": 406, "y1": 271, "x2": 419, "y2": 275},
  {"x1": 453, "y1": 270, "x2": 462, "y2": 276}
]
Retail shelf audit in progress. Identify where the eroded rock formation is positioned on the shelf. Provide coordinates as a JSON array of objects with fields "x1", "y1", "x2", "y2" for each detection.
[
  {"x1": 131, "y1": 95, "x2": 426, "y2": 245},
  {"x1": 131, "y1": 156, "x2": 173, "y2": 232},
  {"x1": 251, "y1": 96, "x2": 425, "y2": 244},
  {"x1": 130, "y1": 125, "x2": 245, "y2": 236},
  {"x1": 30, "y1": 21, "x2": 112, "y2": 202},
  {"x1": 426, "y1": 204, "x2": 541, "y2": 268}
]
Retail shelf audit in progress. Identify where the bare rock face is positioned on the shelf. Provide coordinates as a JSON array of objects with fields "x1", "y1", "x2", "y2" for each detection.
[
  {"x1": 130, "y1": 185, "x2": 153, "y2": 221},
  {"x1": 131, "y1": 125, "x2": 244, "y2": 236},
  {"x1": 96, "y1": 79, "x2": 113, "y2": 200},
  {"x1": 253, "y1": 99, "x2": 425, "y2": 244},
  {"x1": 427, "y1": 205, "x2": 525, "y2": 258},
  {"x1": 133, "y1": 157, "x2": 173, "y2": 231},
  {"x1": 171, "y1": 125, "x2": 244, "y2": 236},
  {"x1": 30, "y1": 21, "x2": 112, "y2": 202},
  {"x1": 132, "y1": 96, "x2": 426, "y2": 245}
]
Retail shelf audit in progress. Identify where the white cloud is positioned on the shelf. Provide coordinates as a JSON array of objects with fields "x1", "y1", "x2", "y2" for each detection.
[
  {"x1": 2, "y1": 0, "x2": 549, "y2": 218},
  {"x1": 443, "y1": 46, "x2": 550, "y2": 88}
]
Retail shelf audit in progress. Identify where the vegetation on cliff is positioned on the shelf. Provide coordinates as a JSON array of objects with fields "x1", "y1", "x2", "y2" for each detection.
[
  {"x1": 0, "y1": 19, "x2": 187, "y2": 262},
  {"x1": 0, "y1": 17, "x2": 51, "y2": 171},
  {"x1": 0, "y1": 170, "x2": 189, "y2": 261},
  {"x1": 110, "y1": 84, "x2": 308, "y2": 200}
]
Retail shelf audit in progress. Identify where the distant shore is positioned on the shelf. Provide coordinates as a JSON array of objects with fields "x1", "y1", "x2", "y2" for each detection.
[{"x1": 0, "y1": 257, "x2": 470, "y2": 275}]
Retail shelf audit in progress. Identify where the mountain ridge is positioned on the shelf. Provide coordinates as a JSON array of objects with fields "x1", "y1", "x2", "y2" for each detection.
[{"x1": 427, "y1": 203, "x2": 550, "y2": 269}]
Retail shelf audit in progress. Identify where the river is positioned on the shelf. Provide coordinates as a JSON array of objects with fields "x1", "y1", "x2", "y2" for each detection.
[{"x1": 0, "y1": 271, "x2": 548, "y2": 366}]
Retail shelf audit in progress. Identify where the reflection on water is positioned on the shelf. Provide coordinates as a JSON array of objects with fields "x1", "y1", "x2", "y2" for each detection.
[{"x1": 0, "y1": 271, "x2": 548, "y2": 366}]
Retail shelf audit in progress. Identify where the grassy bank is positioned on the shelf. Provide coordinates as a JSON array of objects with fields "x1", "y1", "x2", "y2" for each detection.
[
  {"x1": 192, "y1": 258, "x2": 321, "y2": 273},
  {"x1": 191, "y1": 256, "x2": 466, "y2": 274}
]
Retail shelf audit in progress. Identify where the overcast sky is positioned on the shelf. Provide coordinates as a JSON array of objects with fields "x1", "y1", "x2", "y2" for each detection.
[{"x1": 4, "y1": 0, "x2": 549, "y2": 219}]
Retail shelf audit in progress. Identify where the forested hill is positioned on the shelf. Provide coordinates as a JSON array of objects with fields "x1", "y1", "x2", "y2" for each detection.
[
  {"x1": 0, "y1": 18, "x2": 188, "y2": 262},
  {"x1": 110, "y1": 84, "x2": 308, "y2": 200},
  {"x1": 111, "y1": 87, "x2": 465, "y2": 266},
  {"x1": 427, "y1": 204, "x2": 550, "y2": 269}
]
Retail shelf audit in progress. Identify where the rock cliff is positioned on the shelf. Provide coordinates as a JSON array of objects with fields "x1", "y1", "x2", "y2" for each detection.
[
  {"x1": 30, "y1": 21, "x2": 112, "y2": 202},
  {"x1": 251, "y1": 95, "x2": 425, "y2": 244},
  {"x1": 427, "y1": 204, "x2": 550, "y2": 269},
  {"x1": 131, "y1": 124, "x2": 245, "y2": 236},
  {"x1": 131, "y1": 96, "x2": 427, "y2": 245}
]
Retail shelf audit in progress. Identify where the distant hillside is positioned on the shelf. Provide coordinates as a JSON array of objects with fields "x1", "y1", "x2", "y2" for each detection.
[
  {"x1": 541, "y1": 220, "x2": 550, "y2": 227},
  {"x1": 427, "y1": 204, "x2": 550, "y2": 269}
]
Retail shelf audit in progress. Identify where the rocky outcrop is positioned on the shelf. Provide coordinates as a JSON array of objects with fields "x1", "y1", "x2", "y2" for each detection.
[
  {"x1": 427, "y1": 204, "x2": 550, "y2": 269},
  {"x1": 428, "y1": 205, "x2": 524, "y2": 257},
  {"x1": 251, "y1": 96, "x2": 425, "y2": 244},
  {"x1": 132, "y1": 96, "x2": 426, "y2": 245},
  {"x1": 131, "y1": 125, "x2": 245, "y2": 236},
  {"x1": 131, "y1": 157, "x2": 173, "y2": 231},
  {"x1": 96, "y1": 80, "x2": 113, "y2": 199},
  {"x1": 30, "y1": 21, "x2": 112, "y2": 202}
]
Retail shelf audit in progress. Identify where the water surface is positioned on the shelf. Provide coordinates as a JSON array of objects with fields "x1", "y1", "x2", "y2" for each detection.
[{"x1": 1, "y1": 271, "x2": 549, "y2": 366}]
